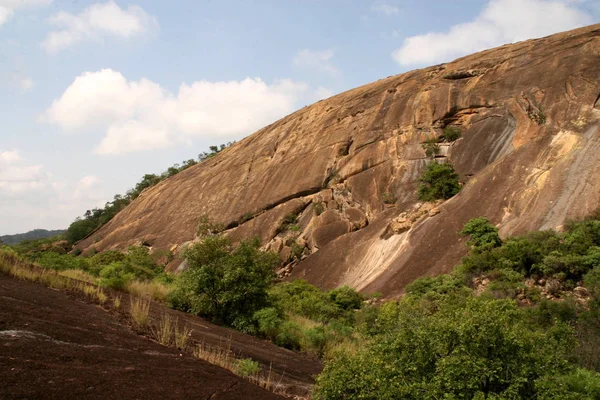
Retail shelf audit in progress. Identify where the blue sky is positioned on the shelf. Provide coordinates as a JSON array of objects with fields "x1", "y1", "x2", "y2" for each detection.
[{"x1": 0, "y1": 0, "x2": 598, "y2": 235}]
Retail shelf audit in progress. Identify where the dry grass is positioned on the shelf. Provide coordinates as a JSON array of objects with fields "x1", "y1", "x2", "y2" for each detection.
[
  {"x1": 152, "y1": 313, "x2": 174, "y2": 346},
  {"x1": 125, "y1": 280, "x2": 171, "y2": 303},
  {"x1": 192, "y1": 340, "x2": 275, "y2": 391},
  {"x1": 130, "y1": 297, "x2": 151, "y2": 327},
  {"x1": 174, "y1": 322, "x2": 193, "y2": 350},
  {"x1": 113, "y1": 295, "x2": 122, "y2": 310},
  {"x1": 58, "y1": 269, "x2": 97, "y2": 283}
]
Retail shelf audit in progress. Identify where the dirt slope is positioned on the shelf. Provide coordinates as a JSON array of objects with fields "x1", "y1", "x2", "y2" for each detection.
[{"x1": 77, "y1": 24, "x2": 600, "y2": 296}]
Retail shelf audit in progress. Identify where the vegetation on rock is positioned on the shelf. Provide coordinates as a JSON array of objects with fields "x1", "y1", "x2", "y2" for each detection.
[{"x1": 417, "y1": 162, "x2": 460, "y2": 201}]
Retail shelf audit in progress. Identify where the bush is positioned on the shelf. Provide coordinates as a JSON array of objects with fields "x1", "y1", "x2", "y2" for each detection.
[
  {"x1": 328, "y1": 286, "x2": 363, "y2": 311},
  {"x1": 254, "y1": 307, "x2": 284, "y2": 341},
  {"x1": 269, "y1": 280, "x2": 341, "y2": 323},
  {"x1": 171, "y1": 237, "x2": 278, "y2": 331},
  {"x1": 460, "y1": 217, "x2": 502, "y2": 252},
  {"x1": 235, "y1": 358, "x2": 261, "y2": 377},
  {"x1": 417, "y1": 162, "x2": 460, "y2": 201},
  {"x1": 98, "y1": 261, "x2": 134, "y2": 290},
  {"x1": 441, "y1": 126, "x2": 461, "y2": 142},
  {"x1": 422, "y1": 141, "x2": 440, "y2": 158},
  {"x1": 315, "y1": 296, "x2": 575, "y2": 399}
]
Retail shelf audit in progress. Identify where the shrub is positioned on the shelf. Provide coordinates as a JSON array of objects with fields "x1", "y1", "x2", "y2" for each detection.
[
  {"x1": 417, "y1": 162, "x2": 460, "y2": 201},
  {"x1": 196, "y1": 215, "x2": 224, "y2": 237},
  {"x1": 460, "y1": 217, "x2": 502, "y2": 252},
  {"x1": 313, "y1": 201, "x2": 325, "y2": 216},
  {"x1": 269, "y1": 280, "x2": 340, "y2": 323},
  {"x1": 254, "y1": 307, "x2": 284, "y2": 341},
  {"x1": 441, "y1": 126, "x2": 462, "y2": 142},
  {"x1": 172, "y1": 237, "x2": 278, "y2": 331},
  {"x1": 98, "y1": 262, "x2": 135, "y2": 290},
  {"x1": 381, "y1": 192, "x2": 396, "y2": 205},
  {"x1": 315, "y1": 297, "x2": 574, "y2": 399},
  {"x1": 328, "y1": 286, "x2": 363, "y2": 311},
  {"x1": 422, "y1": 141, "x2": 440, "y2": 158},
  {"x1": 235, "y1": 358, "x2": 261, "y2": 377}
]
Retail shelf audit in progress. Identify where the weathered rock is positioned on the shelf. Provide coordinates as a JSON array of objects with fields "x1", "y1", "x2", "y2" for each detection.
[
  {"x1": 279, "y1": 246, "x2": 292, "y2": 263},
  {"x1": 75, "y1": 25, "x2": 600, "y2": 297},
  {"x1": 345, "y1": 207, "x2": 368, "y2": 230},
  {"x1": 309, "y1": 221, "x2": 352, "y2": 249}
]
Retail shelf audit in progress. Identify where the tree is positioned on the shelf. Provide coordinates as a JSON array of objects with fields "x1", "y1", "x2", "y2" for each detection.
[
  {"x1": 315, "y1": 297, "x2": 577, "y2": 400},
  {"x1": 460, "y1": 217, "x2": 502, "y2": 252},
  {"x1": 417, "y1": 162, "x2": 460, "y2": 201},
  {"x1": 171, "y1": 237, "x2": 279, "y2": 332}
]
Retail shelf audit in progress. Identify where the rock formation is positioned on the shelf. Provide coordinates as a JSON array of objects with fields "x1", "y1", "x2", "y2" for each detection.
[{"x1": 76, "y1": 24, "x2": 600, "y2": 297}]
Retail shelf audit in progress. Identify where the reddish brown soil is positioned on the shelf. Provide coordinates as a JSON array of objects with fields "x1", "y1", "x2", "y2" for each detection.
[{"x1": 0, "y1": 274, "x2": 289, "y2": 400}]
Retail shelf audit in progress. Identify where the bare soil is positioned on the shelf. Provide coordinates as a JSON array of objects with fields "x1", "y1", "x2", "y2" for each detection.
[{"x1": 0, "y1": 273, "x2": 317, "y2": 399}]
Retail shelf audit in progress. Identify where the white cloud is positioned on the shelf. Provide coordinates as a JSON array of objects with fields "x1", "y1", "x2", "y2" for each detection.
[
  {"x1": 372, "y1": 2, "x2": 399, "y2": 15},
  {"x1": 293, "y1": 48, "x2": 340, "y2": 77},
  {"x1": 42, "y1": 1, "x2": 158, "y2": 53},
  {"x1": 0, "y1": 0, "x2": 51, "y2": 26},
  {"x1": 0, "y1": 149, "x2": 46, "y2": 193},
  {"x1": 392, "y1": 0, "x2": 593, "y2": 66},
  {"x1": 43, "y1": 69, "x2": 314, "y2": 155},
  {"x1": 0, "y1": 149, "x2": 20, "y2": 163}
]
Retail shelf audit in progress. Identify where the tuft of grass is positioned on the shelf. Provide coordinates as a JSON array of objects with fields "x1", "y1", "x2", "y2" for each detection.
[
  {"x1": 174, "y1": 322, "x2": 193, "y2": 350},
  {"x1": 130, "y1": 297, "x2": 151, "y2": 327},
  {"x1": 235, "y1": 358, "x2": 261, "y2": 377},
  {"x1": 313, "y1": 201, "x2": 325, "y2": 216},
  {"x1": 152, "y1": 313, "x2": 174, "y2": 346},
  {"x1": 113, "y1": 295, "x2": 122, "y2": 310},
  {"x1": 125, "y1": 280, "x2": 171, "y2": 303},
  {"x1": 382, "y1": 191, "x2": 397, "y2": 205}
]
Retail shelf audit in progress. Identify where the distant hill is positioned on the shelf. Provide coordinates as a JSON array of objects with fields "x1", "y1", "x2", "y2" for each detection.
[{"x1": 0, "y1": 229, "x2": 66, "y2": 245}]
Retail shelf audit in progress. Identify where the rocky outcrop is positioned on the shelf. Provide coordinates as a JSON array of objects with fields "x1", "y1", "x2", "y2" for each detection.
[{"x1": 76, "y1": 25, "x2": 600, "y2": 297}]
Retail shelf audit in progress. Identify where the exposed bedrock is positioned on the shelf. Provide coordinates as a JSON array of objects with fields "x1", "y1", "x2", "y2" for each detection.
[{"x1": 76, "y1": 25, "x2": 600, "y2": 297}]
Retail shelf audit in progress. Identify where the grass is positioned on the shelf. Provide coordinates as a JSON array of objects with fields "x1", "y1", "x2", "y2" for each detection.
[
  {"x1": 113, "y1": 295, "x2": 122, "y2": 310},
  {"x1": 58, "y1": 269, "x2": 97, "y2": 283},
  {"x1": 130, "y1": 297, "x2": 151, "y2": 327},
  {"x1": 152, "y1": 313, "x2": 174, "y2": 346},
  {"x1": 174, "y1": 322, "x2": 193, "y2": 350},
  {"x1": 125, "y1": 280, "x2": 171, "y2": 303}
]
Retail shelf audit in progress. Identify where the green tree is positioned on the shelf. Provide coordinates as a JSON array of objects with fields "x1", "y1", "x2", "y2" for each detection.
[
  {"x1": 460, "y1": 217, "x2": 502, "y2": 252},
  {"x1": 171, "y1": 237, "x2": 278, "y2": 332},
  {"x1": 417, "y1": 162, "x2": 460, "y2": 201},
  {"x1": 315, "y1": 297, "x2": 576, "y2": 400}
]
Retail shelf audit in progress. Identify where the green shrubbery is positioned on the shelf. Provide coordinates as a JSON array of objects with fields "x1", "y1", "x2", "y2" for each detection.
[
  {"x1": 315, "y1": 296, "x2": 582, "y2": 399},
  {"x1": 169, "y1": 237, "x2": 279, "y2": 332},
  {"x1": 417, "y1": 162, "x2": 460, "y2": 201},
  {"x1": 314, "y1": 213, "x2": 600, "y2": 398}
]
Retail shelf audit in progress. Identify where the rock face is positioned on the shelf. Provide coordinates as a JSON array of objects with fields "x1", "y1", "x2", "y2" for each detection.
[{"x1": 76, "y1": 25, "x2": 600, "y2": 297}]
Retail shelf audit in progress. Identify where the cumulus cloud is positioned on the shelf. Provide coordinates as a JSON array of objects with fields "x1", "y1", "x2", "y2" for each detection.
[
  {"x1": 372, "y1": 2, "x2": 399, "y2": 15},
  {"x1": 0, "y1": 149, "x2": 47, "y2": 193},
  {"x1": 42, "y1": 1, "x2": 158, "y2": 53},
  {"x1": 43, "y1": 69, "x2": 313, "y2": 155},
  {"x1": 392, "y1": 0, "x2": 593, "y2": 66},
  {"x1": 293, "y1": 49, "x2": 340, "y2": 77},
  {"x1": 0, "y1": 0, "x2": 51, "y2": 26}
]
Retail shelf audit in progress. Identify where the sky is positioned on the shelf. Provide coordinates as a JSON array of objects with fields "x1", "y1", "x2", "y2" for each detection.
[{"x1": 0, "y1": 0, "x2": 598, "y2": 235}]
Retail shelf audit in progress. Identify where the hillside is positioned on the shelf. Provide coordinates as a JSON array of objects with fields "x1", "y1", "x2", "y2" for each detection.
[
  {"x1": 1, "y1": 229, "x2": 65, "y2": 245},
  {"x1": 76, "y1": 24, "x2": 600, "y2": 297}
]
